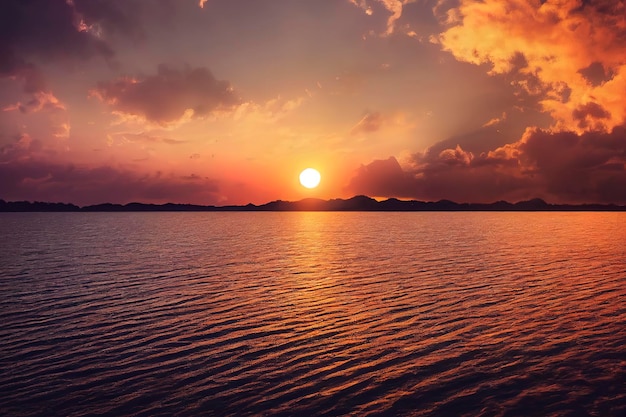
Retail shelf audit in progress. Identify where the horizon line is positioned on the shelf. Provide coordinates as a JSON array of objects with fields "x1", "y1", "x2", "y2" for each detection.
[{"x1": 2, "y1": 195, "x2": 626, "y2": 212}]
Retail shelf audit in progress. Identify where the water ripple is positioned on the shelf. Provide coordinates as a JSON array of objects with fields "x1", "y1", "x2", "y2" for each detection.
[{"x1": 1, "y1": 212, "x2": 625, "y2": 416}]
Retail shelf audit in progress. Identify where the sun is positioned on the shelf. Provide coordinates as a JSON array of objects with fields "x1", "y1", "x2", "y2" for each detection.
[{"x1": 299, "y1": 168, "x2": 321, "y2": 189}]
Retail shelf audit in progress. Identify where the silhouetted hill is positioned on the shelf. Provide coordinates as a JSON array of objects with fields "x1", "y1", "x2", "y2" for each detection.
[
  {"x1": 514, "y1": 198, "x2": 549, "y2": 210},
  {"x1": 0, "y1": 200, "x2": 81, "y2": 212},
  {"x1": 1, "y1": 197, "x2": 625, "y2": 212},
  {"x1": 81, "y1": 202, "x2": 218, "y2": 212}
]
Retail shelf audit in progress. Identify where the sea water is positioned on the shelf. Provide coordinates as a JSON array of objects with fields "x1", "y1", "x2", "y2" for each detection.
[{"x1": 1, "y1": 212, "x2": 625, "y2": 416}]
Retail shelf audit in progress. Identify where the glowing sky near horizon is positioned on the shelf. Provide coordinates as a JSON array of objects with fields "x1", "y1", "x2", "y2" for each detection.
[{"x1": 1, "y1": 0, "x2": 626, "y2": 205}]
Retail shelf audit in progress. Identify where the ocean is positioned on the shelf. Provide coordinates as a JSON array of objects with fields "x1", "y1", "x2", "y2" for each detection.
[{"x1": 1, "y1": 212, "x2": 625, "y2": 416}]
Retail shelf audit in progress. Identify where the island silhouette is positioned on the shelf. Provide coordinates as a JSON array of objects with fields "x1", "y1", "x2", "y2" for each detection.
[{"x1": 1, "y1": 196, "x2": 625, "y2": 212}]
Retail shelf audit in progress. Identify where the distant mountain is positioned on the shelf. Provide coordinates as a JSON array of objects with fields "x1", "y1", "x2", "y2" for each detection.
[
  {"x1": 0, "y1": 200, "x2": 81, "y2": 212},
  {"x1": 1, "y1": 196, "x2": 625, "y2": 212}
]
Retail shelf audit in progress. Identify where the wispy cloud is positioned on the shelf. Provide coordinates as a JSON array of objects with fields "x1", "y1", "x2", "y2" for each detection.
[
  {"x1": 348, "y1": 0, "x2": 416, "y2": 36},
  {"x1": 350, "y1": 111, "x2": 385, "y2": 135}
]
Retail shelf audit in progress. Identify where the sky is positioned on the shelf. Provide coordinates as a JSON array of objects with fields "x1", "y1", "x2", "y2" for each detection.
[{"x1": 1, "y1": 0, "x2": 626, "y2": 205}]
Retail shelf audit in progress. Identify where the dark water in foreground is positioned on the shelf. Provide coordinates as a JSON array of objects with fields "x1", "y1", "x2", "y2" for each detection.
[{"x1": 1, "y1": 212, "x2": 625, "y2": 416}]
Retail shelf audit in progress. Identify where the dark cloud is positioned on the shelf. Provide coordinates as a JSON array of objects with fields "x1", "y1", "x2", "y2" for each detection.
[
  {"x1": 517, "y1": 125, "x2": 626, "y2": 203},
  {"x1": 0, "y1": 0, "x2": 139, "y2": 111},
  {"x1": 576, "y1": 0, "x2": 626, "y2": 16},
  {"x1": 0, "y1": 158, "x2": 221, "y2": 206},
  {"x1": 347, "y1": 124, "x2": 626, "y2": 204},
  {"x1": 92, "y1": 65, "x2": 241, "y2": 125},
  {"x1": 347, "y1": 153, "x2": 526, "y2": 203},
  {"x1": 0, "y1": 0, "x2": 121, "y2": 76},
  {"x1": 348, "y1": 157, "x2": 416, "y2": 197},
  {"x1": 578, "y1": 61, "x2": 614, "y2": 87},
  {"x1": 572, "y1": 102, "x2": 611, "y2": 130},
  {"x1": 72, "y1": 0, "x2": 141, "y2": 39}
]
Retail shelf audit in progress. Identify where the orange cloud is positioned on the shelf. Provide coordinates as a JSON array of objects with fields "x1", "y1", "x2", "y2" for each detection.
[
  {"x1": 483, "y1": 112, "x2": 507, "y2": 127},
  {"x1": 233, "y1": 95, "x2": 306, "y2": 124},
  {"x1": 3, "y1": 91, "x2": 66, "y2": 114},
  {"x1": 439, "y1": 0, "x2": 626, "y2": 132},
  {"x1": 349, "y1": 0, "x2": 416, "y2": 35}
]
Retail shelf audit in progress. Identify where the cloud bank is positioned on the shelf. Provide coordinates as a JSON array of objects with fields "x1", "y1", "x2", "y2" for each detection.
[
  {"x1": 0, "y1": 159, "x2": 221, "y2": 206},
  {"x1": 348, "y1": 124, "x2": 626, "y2": 204}
]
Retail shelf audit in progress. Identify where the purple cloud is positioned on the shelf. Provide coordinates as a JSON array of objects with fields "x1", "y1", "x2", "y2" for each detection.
[
  {"x1": 0, "y1": 157, "x2": 221, "y2": 206},
  {"x1": 92, "y1": 65, "x2": 241, "y2": 125},
  {"x1": 347, "y1": 124, "x2": 626, "y2": 204}
]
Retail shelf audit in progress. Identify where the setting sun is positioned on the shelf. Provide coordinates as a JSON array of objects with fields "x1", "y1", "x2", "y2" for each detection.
[{"x1": 299, "y1": 168, "x2": 321, "y2": 189}]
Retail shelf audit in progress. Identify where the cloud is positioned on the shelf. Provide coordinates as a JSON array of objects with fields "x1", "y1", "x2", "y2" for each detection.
[
  {"x1": 0, "y1": 0, "x2": 137, "y2": 81},
  {"x1": 578, "y1": 61, "x2": 614, "y2": 87},
  {"x1": 0, "y1": 0, "x2": 115, "y2": 75},
  {"x1": 0, "y1": 0, "x2": 140, "y2": 114},
  {"x1": 348, "y1": 157, "x2": 416, "y2": 197},
  {"x1": 347, "y1": 124, "x2": 626, "y2": 204},
  {"x1": 347, "y1": 154, "x2": 527, "y2": 203},
  {"x1": 439, "y1": 0, "x2": 626, "y2": 132},
  {"x1": 0, "y1": 133, "x2": 42, "y2": 162},
  {"x1": 71, "y1": 0, "x2": 141, "y2": 39},
  {"x1": 0, "y1": 158, "x2": 221, "y2": 206},
  {"x1": 0, "y1": 130, "x2": 221, "y2": 205},
  {"x1": 3, "y1": 91, "x2": 66, "y2": 114},
  {"x1": 53, "y1": 122, "x2": 71, "y2": 140},
  {"x1": 572, "y1": 102, "x2": 611, "y2": 130},
  {"x1": 350, "y1": 111, "x2": 385, "y2": 134},
  {"x1": 92, "y1": 65, "x2": 241, "y2": 126},
  {"x1": 233, "y1": 95, "x2": 306, "y2": 124},
  {"x1": 510, "y1": 124, "x2": 626, "y2": 203},
  {"x1": 348, "y1": 0, "x2": 416, "y2": 35},
  {"x1": 483, "y1": 112, "x2": 507, "y2": 128},
  {"x1": 108, "y1": 132, "x2": 187, "y2": 145}
]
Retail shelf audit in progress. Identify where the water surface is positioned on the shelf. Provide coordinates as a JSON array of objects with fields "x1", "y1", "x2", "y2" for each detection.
[{"x1": 1, "y1": 212, "x2": 625, "y2": 416}]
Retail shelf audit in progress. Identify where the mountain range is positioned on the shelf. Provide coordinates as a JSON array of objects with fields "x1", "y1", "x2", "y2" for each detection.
[{"x1": 2, "y1": 196, "x2": 625, "y2": 212}]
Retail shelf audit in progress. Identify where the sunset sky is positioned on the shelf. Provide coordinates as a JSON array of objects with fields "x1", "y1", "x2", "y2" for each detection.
[{"x1": 1, "y1": 0, "x2": 626, "y2": 205}]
